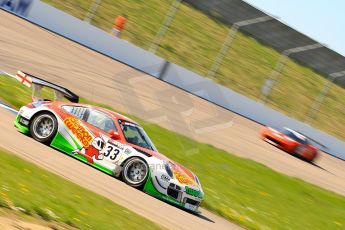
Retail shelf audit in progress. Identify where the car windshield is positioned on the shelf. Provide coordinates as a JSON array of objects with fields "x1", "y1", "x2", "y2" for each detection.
[
  {"x1": 119, "y1": 120, "x2": 157, "y2": 151},
  {"x1": 280, "y1": 128, "x2": 309, "y2": 145}
]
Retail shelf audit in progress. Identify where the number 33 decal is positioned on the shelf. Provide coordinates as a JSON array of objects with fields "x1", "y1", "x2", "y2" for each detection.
[{"x1": 101, "y1": 143, "x2": 120, "y2": 161}]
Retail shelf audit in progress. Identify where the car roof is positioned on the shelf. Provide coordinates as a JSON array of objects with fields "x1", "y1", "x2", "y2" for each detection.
[
  {"x1": 283, "y1": 127, "x2": 307, "y2": 140},
  {"x1": 59, "y1": 102, "x2": 138, "y2": 125}
]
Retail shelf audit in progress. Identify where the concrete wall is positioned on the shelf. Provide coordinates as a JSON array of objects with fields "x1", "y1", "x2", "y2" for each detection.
[{"x1": 1, "y1": 1, "x2": 344, "y2": 160}]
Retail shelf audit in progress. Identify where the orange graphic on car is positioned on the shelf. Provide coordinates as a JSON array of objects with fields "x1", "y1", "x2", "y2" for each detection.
[
  {"x1": 174, "y1": 170, "x2": 196, "y2": 186},
  {"x1": 64, "y1": 117, "x2": 93, "y2": 147}
]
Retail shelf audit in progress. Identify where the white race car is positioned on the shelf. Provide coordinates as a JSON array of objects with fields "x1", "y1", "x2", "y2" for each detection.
[{"x1": 13, "y1": 71, "x2": 204, "y2": 212}]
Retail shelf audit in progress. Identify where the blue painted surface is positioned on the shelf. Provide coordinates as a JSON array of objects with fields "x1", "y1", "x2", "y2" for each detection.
[{"x1": 1, "y1": 2, "x2": 344, "y2": 160}]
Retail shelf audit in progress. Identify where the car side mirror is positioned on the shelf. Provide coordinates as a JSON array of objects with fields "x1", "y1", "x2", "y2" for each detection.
[{"x1": 108, "y1": 130, "x2": 121, "y2": 140}]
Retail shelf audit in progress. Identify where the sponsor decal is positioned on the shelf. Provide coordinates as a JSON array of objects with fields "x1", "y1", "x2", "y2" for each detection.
[
  {"x1": 15, "y1": 71, "x2": 33, "y2": 88},
  {"x1": 174, "y1": 171, "x2": 195, "y2": 185},
  {"x1": 64, "y1": 117, "x2": 93, "y2": 147},
  {"x1": 72, "y1": 134, "x2": 122, "y2": 164},
  {"x1": 72, "y1": 136, "x2": 105, "y2": 163},
  {"x1": 124, "y1": 148, "x2": 132, "y2": 155},
  {"x1": 119, "y1": 120, "x2": 136, "y2": 127},
  {"x1": 185, "y1": 186, "x2": 203, "y2": 198},
  {"x1": 160, "y1": 174, "x2": 170, "y2": 182},
  {"x1": 111, "y1": 141, "x2": 124, "y2": 150}
]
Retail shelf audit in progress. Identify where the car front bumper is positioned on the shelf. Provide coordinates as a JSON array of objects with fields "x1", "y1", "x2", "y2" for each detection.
[{"x1": 143, "y1": 172, "x2": 203, "y2": 213}]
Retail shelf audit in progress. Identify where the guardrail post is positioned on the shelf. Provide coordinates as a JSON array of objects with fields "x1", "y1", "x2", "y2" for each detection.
[
  {"x1": 306, "y1": 71, "x2": 345, "y2": 123},
  {"x1": 158, "y1": 61, "x2": 171, "y2": 80},
  {"x1": 149, "y1": 0, "x2": 182, "y2": 53},
  {"x1": 259, "y1": 43, "x2": 323, "y2": 103},
  {"x1": 84, "y1": 0, "x2": 102, "y2": 23},
  {"x1": 207, "y1": 16, "x2": 272, "y2": 79}
]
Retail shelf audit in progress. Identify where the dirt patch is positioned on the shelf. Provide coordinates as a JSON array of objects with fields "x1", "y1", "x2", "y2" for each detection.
[
  {"x1": 0, "y1": 209, "x2": 73, "y2": 230},
  {"x1": 0, "y1": 215, "x2": 52, "y2": 230}
]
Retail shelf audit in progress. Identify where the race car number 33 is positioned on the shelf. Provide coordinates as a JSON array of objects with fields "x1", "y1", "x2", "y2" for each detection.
[{"x1": 101, "y1": 143, "x2": 121, "y2": 161}]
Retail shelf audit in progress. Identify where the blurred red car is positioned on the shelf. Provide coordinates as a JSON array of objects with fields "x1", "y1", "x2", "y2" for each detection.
[{"x1": 260, "y1": 127, "x2": 318, "y2": 162}]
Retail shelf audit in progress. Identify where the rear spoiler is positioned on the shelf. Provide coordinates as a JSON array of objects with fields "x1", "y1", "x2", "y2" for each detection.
[
  {"x1": 14, "y1": 71, "x2": 79, "y2": 103},
  {"x1": 295, "y1": 130, "x2": 329, "y2": 151}
]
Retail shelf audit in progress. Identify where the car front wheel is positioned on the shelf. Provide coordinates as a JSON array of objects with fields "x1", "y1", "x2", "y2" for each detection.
[{"x1": 121, "y1": 157, "x2": 149, "y2": 189}]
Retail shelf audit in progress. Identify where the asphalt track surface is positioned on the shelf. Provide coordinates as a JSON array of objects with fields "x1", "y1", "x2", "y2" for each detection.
[{"x1": 0, "y1": 10, "x2": 345, "y2": 229}]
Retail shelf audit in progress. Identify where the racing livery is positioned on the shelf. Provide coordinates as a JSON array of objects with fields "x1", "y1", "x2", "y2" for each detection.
[
  {"x1": 260, "y1": 126, "x2": 319, "y2": 162},
  {"x1": 13, "y1": 71, "x2": 204, "y2": 213}
]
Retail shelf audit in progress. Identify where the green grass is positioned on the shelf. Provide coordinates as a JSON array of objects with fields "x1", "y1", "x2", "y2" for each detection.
[
  {"x1": 149, "y1": 124, "x2": 345, "y2": 230},
  {"x1": 0, "y1": 148, "x2": 162, "y2": 230},
  {"x1": 2, "y1": 75, "x2": 345, "y2": 229},
  {"x1": 40, "y1": 0, "x2": 345, "y2": 141},
  {"x1": 0, "y1": 76, "x2": 58, "y2": 108}
]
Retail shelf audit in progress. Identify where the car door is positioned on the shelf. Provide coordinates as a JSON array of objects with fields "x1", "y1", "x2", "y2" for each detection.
[{"x1": 83, "y1": 109, "x2": 124, "y2": 169}]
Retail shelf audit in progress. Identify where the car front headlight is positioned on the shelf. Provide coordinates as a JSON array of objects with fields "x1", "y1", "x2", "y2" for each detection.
[{"x1": 195, "y1": 175, "x2": 201, "y2": 186}]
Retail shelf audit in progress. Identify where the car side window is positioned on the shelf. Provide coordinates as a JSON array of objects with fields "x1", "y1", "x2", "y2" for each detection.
[
  {"x1": 86, "y1": 109, "x2": 116, "y2": 133},
  {"x1": 62, "y1": 105, "x2": 88, "y2": 120}
]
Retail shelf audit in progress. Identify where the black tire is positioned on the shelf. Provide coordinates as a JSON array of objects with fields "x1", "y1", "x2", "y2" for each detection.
[
  {"x1": 29, "y1": 112, "x2": 58, "y2": 144},
  {"x1": 121, "y1": 157, "x2": 149, "y2": 189}
]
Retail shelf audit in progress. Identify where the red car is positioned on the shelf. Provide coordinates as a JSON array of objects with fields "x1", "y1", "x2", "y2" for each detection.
[{"x1": 260, "y1": 126, "x2": 318, "y2": 162}]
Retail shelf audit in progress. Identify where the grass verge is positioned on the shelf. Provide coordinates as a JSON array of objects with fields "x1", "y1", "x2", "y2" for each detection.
[
  {"x1": 0, "y1": 149, "x2": 162, "y2": 230},
  {"x1": 1, "y1": 75, "x2": 345, "y2": 229},
  {"x1": 40, "y1": 0, "x2": 345, "y2": 141}
]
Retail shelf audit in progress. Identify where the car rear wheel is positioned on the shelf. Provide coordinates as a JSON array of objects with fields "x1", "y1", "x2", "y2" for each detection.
[
  {"x1": 121, "y1": 157, "x2": 149, "y2": 189},
  {"x1": 30, "y1": 112, "x2": 58, "y2": 144}
]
